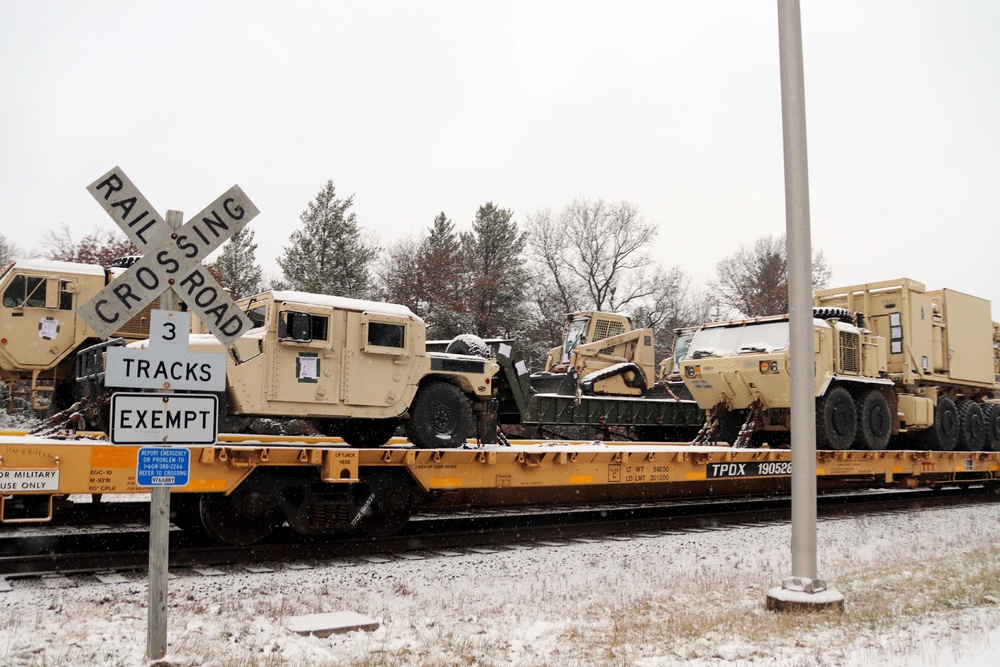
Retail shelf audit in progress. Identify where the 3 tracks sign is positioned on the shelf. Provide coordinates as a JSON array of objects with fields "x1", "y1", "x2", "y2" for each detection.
[{"x1": 78, "y1": 166, "x2": 259, "y2": 347}]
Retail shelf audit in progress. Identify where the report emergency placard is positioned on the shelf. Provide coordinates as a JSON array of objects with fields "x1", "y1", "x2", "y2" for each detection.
[{"x1": 136, "y1": 447, "x2": 191, "y2": 487}]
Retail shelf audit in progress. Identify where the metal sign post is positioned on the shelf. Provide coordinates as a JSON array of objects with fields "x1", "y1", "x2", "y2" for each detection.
[
  {"x1": 79, "y1": 171, "x2": 255, "y2": 659},
  {"x1": 767, "y1": 0, "x2": 843, "y2": 612}
]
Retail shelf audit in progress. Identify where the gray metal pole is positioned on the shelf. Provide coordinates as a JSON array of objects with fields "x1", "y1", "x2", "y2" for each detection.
[
  {"x1": 146, "y1": 210, "x2": 182, "y2": 659},
  {"x1": 768, "y1": 1, "x2": 842, "y2": 611},
  {"x1": 777, "y1": 0, "x2": 817, "y2": 583}
]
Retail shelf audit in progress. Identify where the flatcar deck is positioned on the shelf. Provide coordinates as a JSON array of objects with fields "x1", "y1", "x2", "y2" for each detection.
[{"x1": 2, "y1": 431, "x2": 997, "y2": 525}]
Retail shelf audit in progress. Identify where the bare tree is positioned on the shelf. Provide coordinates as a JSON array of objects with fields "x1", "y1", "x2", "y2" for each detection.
[
  {"x1": 375, "y1": 235, "x2": 428, "y2": 327},
  {"x1": 630, "y1": 266, "x2": 713, "y2": 353},
  {"x1": 528, "y1": 199, "x2": 660, "y2": 313},
  {"x1": 375, "y1": 213, "x2": 473, "y2": 340},
  {"x1": 41, "y1": 223, "x2": 137, "y2": 266},
  {"x1": 526, "y1": 198, "x2": 705, "y2": 359},
  {"x1": 710, "y1": 234, "x2": 832, "y2": 318}
]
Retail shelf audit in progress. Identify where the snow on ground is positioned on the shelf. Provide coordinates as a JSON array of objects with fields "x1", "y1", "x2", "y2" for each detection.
[{"x1": 0, "y1": 501, "x2": 997, "y2": 666}]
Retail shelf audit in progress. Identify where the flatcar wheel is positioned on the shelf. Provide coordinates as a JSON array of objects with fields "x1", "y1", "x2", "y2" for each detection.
[
  {"x1": 170, "y1": 493, "x2": 204, "y2": 532},
  {"x1": 351, "y1": 470, "x2": 414, "y2": 538},
  {"x1": 199, "y1": 487, "x2": 282, "y2": 546}
]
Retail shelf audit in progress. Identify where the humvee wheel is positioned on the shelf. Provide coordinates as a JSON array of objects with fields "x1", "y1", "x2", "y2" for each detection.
[
  {"x1": 920, "y1": 396, "x2": 959, "y2": 451},
  {"x1": 351, "y1": 470, "x2": 414, "y2": 537},
  {"x1": 816, "y1": 386, "x2": 856, "y2": 450},
  {"x1": 981, "y1": 404, "x2": 1000, "y2": 451},
  {"x1": 854, "y1": 390, "x2": 891, "y2": 450},
  {"x1": 199, "y1": 485, "x2": 283, "y2": 546},
  {"x1": 406, "y1": 382, "x2": 474, "y2": 449},
  {"x1": 955, "y1": 400, "x2": 985, "y2": 451}
]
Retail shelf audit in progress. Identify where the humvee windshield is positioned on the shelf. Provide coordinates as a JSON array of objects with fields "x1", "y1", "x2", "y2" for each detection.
[{"x1": 688, "y1": 320, "x2": 789, "y2": 358}]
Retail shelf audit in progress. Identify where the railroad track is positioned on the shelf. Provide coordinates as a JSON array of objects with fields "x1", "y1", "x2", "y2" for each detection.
[{"x1": 1, "y1": 486, "x2": 996, "y2": 586}]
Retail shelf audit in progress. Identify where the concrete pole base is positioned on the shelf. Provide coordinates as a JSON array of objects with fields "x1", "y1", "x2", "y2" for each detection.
[{"x1": 766, "y1": 577, "x2": 845, "y2": 613}]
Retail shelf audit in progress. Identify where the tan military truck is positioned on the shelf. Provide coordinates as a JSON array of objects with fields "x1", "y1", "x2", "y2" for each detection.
[
  {"x1": 680, "y1": 278, "x2": 1000, "y2": 451},
  {"x1": 0, "y1": 258, "x2": 153, "y2": 411},
  {"x1": 91, "y1": 290, "x2": 499, "y2": 449}
]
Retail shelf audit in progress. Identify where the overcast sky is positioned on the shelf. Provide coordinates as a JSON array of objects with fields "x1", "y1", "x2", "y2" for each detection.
[{"x1": 1, "y1": 1, "x2": 998, "y2": 315}]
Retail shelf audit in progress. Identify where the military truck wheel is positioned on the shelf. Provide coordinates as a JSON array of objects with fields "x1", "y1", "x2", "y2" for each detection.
[
  {"x1": 981, "y1": 404, "x2": 1000, "y2": 451},
  {"x1": 351, "y1": 469, "x2": 414, "y2": 537},
  {"x1": 816, "y1": 386, "x2": 856, "y2": 450},
  {"x1": 406, "y1": 382, "x2": 474, "y2": 449},
  {"x1": 854, "y1": 390, "x2": 891, "y2": 450},
  {"x1": 920, "y1": 396, "x2": 959, "y2": 451},
  {"x1": 955, "y1": 400, "x2": 985, "y2": 451}
]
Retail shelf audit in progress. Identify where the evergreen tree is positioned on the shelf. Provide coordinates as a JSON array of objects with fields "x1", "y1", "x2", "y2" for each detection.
[
  {"x1": 461, "y1": 203, "x2": 530, "y2": 338},
  {"x1": 0, "y1": 234, "x2": 16, "y2": 264},
  {"x1": 419, "y1": 213, "x2": 469, "y2": 339},
  {"x1": 213, "y1": 227, "x2": 263, "y2": 299},
  {"x1": 278, "y1": 181, "x2": 378, "y2": 297}
]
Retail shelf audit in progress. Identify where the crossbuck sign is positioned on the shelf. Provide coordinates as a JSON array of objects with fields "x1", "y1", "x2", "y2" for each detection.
[{"x1": 78, "y1": 166, "x2": 259, "y2": 346}]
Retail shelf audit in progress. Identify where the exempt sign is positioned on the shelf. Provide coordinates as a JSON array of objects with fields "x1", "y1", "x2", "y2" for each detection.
[{"x1": 110, "y1": 392, "x2": 218, "y2": 445}]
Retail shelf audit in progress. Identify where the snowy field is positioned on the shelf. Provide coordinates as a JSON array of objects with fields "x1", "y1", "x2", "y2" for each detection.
[{"x1": 0, "y1": 499, "x2": 997, "y2": 666}]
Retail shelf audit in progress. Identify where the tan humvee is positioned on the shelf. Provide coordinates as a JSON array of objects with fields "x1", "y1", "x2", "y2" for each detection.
[{"x1": 119, "y1": 290, "x2": 499, "y2": 449}]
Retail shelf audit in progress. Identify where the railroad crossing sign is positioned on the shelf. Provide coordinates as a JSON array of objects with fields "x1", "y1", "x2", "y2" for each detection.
[{"x1": 78, "y1": 166, "x2": 259, "y2": 346}]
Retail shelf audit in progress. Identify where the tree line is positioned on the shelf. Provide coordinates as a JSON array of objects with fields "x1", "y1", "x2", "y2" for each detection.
[{"x1": 1, "y1": 179, "x2": 830, "y2": 365}]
